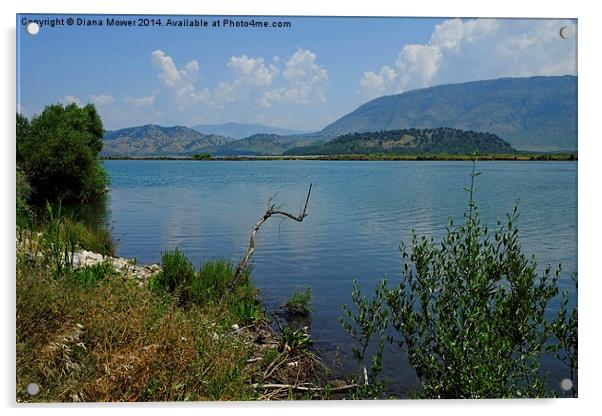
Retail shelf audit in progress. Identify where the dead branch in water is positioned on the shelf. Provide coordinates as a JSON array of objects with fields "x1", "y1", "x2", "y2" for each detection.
[{"x1": 228, "y1": 183, "x2": 313, "y2": 292}]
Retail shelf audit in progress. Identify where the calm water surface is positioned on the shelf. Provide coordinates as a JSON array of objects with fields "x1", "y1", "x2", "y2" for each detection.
[{"x1": 101, "y1": 160, "x2": 577, "y2": 396}]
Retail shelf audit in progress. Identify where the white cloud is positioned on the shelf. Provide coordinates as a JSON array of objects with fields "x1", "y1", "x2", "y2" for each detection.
[
  {"x1": 151, "y1": 49, "x2": 199, "y2": 87},
  {"x1": 360, "y1": 18, "x2": 577, "y2": 99},
  {"x1": 148, "y1": 48, "x2": 328, "y2": 112},
  {"x1": 123, "y1": 94, "x2": 155, "y2": 107},
  {"x1": 262, "y1": 48, "x2": 328, "y2": 107},
  {"x1": 63, "y1": 95, "x2": 81, "y2": 106},
  {"x1": 360, "y1": 66, "x2": 397, "y2": 98},
  {"x1": 227, "y1": 55, "x2": 278, "y2": 87},
  {"x1": 89, "y1": 94, "x2": 115, "y2": 106}
]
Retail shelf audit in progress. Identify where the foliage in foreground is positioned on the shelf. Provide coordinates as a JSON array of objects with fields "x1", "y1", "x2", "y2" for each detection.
[
  {"x1": 150, "y1": 250, "x2": 264, "y2": 326},
  {"x1": 16, "y1": 242, "x2": 258, "y2": 402},
  {"x1": 17, "y1": 104, "x2": 108, "y2": 203},
  {"x1": 342, "y1": 163, "x2": 578, "y2": 398},
  {"x1": 340, "y1": 279, "x2": 389, "y2": 399}
]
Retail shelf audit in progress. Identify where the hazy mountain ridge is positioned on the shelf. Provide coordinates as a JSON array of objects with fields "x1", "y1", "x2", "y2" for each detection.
[
  {"x1": 212, "y1": 133, "x2": 327, "y2": 156},
  {"x1": 284, "y1": 128, "x2": 516, "y2": 156},
  {"x1": 102, "y1": 124, "x2": 233, "y2": 157},
  {"x1": 191, "y1": 122, "x2": 306, "y2": 139},
  {"x1": 320, "y1": 75, "x2": 577, "y2": 151},
  {"x1": 102, "y1": 76, "x2": 577, "y2": 156}
]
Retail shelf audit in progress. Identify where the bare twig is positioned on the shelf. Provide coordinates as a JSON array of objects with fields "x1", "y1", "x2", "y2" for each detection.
[
  {"x1": 252, "y1": 382, "x2": 358, "y2": 392},
  {"x1": 228, "y1": 183, "x2": 313, "y2": 292}
]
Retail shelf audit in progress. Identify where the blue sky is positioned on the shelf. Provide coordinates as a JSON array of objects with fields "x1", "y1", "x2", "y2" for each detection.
[{"x1": 17, "y1": 15, "x2": 577, "y2": 131}]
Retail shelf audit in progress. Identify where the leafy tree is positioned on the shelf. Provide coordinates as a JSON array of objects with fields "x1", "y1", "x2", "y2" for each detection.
[
  {"x1": 16, "y1": 113, "x2": 30, "y2": 165},
  {"x1": 17, "y1": 104, "x2": 107, "y2": 202}
]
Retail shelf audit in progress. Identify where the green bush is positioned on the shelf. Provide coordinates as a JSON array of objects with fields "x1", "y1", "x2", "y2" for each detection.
[
  {"x1": 151, "y1": 251, "x2": 262, "y2": 323},
  {"x1": 150, "y1": 249, "x2": 196, "y2": 302},
  {"x1": 284, "y1": 287, "x2": 312, "y2": 316},
  {"x1": 342, "y1": 162, "x2": 577, "y2": 398},
  {"x1": 190, "y1": 259, "x2": 237, "y2": 304},
  {"x1": 340, "y1": 279, "x2": 388, "y2": 397},
  {"x1": 17, "y1": 104, "x2": 108, "y2": 203},
  {"x1": 229, "y1": 297, "x2": 263, "y2": 325}
]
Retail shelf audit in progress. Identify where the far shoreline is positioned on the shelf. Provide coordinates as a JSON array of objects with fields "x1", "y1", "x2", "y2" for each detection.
[{"x1": 100, "y1": 153, "x2": 578, "y2": 162}]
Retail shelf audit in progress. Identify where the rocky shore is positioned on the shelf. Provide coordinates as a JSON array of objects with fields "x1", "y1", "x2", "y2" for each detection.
[{"x1": 70, "y1": 249, "x2": 160, "y2": 283}]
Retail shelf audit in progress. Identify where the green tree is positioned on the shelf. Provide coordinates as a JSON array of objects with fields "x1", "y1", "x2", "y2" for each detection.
[
  {"x1": 16, "y1": 112, "x2": 30, "y2": 165},
  {"x1": 17, "y1": 104, "x2": 108, "y2": 202}
]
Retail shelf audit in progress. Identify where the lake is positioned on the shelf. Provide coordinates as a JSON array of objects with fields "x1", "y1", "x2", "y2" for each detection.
[{"x1": 100, "y1": 160, "x2": 577, "y2": 396}]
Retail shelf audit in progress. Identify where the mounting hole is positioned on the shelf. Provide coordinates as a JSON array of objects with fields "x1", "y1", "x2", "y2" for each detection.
[
  {"x1": 26, "y1": 22, "x2": 40, "y2": 35},
  {"x1": 560, "y1": 378, "x2": 573, "y2": 391},
  {"x1": 26, "y1": 383, "x2": 40, "y2": 396},
  {"x1": 559, "y1": 26, "x2": 572, "y2": 40}
]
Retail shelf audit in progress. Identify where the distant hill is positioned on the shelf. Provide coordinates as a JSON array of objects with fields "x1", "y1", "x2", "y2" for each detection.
[
  {"x1": 320, "y1": 76, "x2": 577, "y2": 151},
  {"x1": 284, "y1": 128, "x2": 515, "y2": 156},
  {"x1": 191, "y1": 122, "x2": 306, "y2": 139},
  {"x1": 102, "y1": 76, "x2": 577, "y2": 156},
  {"x1": 213, "y1": 133, "x2": 327, "y2": 156},
  {"x1": 102, "y1": 124, "x2": 233, "y2": 157}
]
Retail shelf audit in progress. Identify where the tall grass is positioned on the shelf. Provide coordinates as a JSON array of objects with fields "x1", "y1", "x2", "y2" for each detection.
[
  {"x1": 151, "y1": 250, "x2": 264, "y2": 325},
  {"x1": 16, "y1": 251, "x2": 259, "y2": 402},
  {"x1": 284, "y1": 287, "x2": 312, "y2": 316}
]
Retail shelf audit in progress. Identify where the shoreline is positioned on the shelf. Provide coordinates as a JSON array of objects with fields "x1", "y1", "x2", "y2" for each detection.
[{"x1": 101, "y1": 153, "x2": 578, "y2": 162}]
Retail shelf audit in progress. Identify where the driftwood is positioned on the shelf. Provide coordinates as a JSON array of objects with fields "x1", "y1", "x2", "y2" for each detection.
[
  {"x1": 228, "y1": 183, "x2": 313, "y2": 292},
  {"x1": 252, "y1": 382, "x2": 358, "y2": 393}
]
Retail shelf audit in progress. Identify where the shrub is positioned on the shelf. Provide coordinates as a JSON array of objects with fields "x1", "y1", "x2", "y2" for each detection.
[
  {"x1": 229, "y1": 297, "x2": 263, "y2": 325},
  {"x1": 342, "y1": 162, "x2": 577, "y2": 399},
  {"x1": 17, "y1": 104, "x2": 108, "y2": 203},
  {"x1": 190, "y1": 259, "x2": 236, "y2": 304},
  {"x1": 340, "y1": 279, "x2": 388, "y2": 396},
  {"x1": 150, "y1": 249, "x2": 196, "y2": 303},
  {"x1": 151, "y1": 252, "x2": 262, "y2": 324},
  {"x1": 387, "y1": 164, "x2": 564, "y2": 398},
  {"x1": 284, "y1": 287, "x2": 312, "y2": 316}
]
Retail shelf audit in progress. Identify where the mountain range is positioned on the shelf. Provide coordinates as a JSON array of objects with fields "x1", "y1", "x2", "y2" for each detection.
[
  {"x1": 102, "y1": 125, "x2": 232, "y2": 157},
  {"x1": 191, "y1": 122, "x2": 305, "y2": 139},
  {"x1": 101, "y1": 75, "x2": 577, "y2": 156},
  {"x1": 320, "y1": 75, "x2": 577, "y2": 151}
]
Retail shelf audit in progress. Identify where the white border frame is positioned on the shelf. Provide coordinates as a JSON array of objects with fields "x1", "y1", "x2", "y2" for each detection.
[{"x1": 2, "y1": 1, "x2": 600, "y2": 416}]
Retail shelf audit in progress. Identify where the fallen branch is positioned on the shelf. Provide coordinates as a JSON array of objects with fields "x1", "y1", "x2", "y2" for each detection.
[
  {"x1": 252, "y1": 382, "x2": 358, "y2": 393},
  {"x1": 228, "y1": 183, "x2": 313, "y2": 292}
]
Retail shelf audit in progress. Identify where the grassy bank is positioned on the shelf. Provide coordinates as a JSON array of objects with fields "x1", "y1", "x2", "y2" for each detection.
[
  {"x1": 16, "y1": 213, "x2": 336, "y2": 402},
  {"x1": 101, "y1": 152, "x2": 577, "y2": 162}
]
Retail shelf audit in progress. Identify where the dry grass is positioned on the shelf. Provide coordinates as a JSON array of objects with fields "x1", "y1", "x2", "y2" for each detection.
[
  {"x1": 16, "y1": 253, "x2": 259, "y2": 402},
  {"x1": 16, "y1": 220, "x2": 344, "y2": 402}
]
